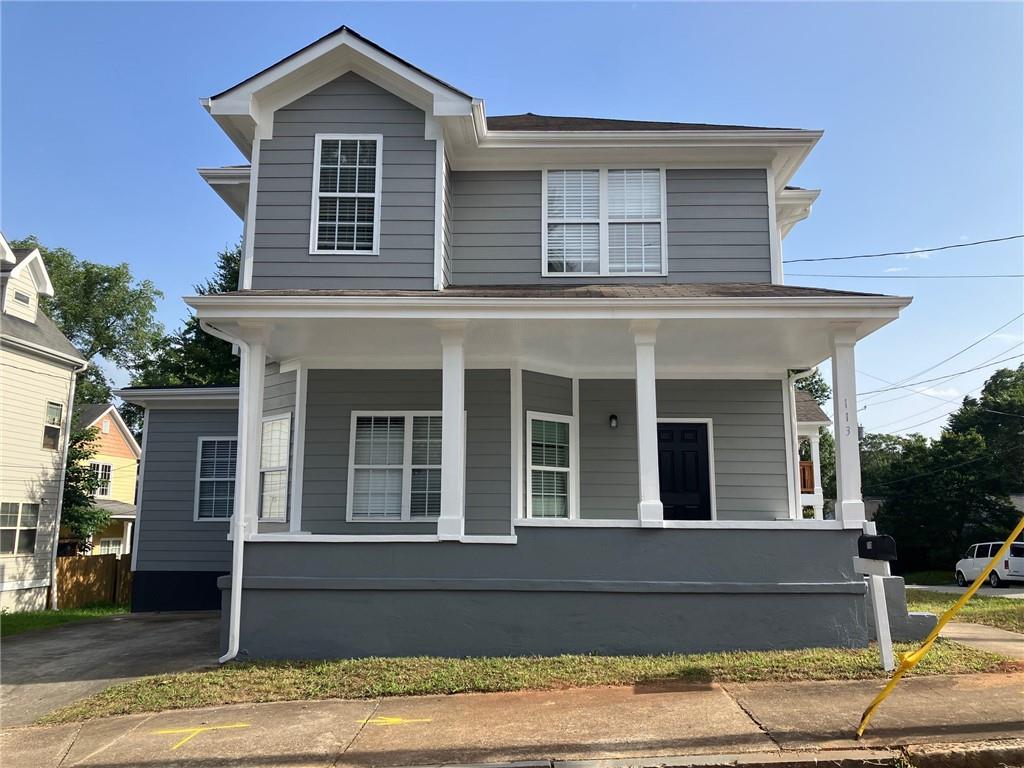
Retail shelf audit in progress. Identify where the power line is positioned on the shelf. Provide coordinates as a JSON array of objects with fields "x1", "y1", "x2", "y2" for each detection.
[
  {"x1": 859, "y1": 354, "x2": 1024, "y2": 395},
  {"x1": 869, "y1": 455, "x2": 988, "y2": 488},
  {"x1": 783, "y1": 234, "x2": 1024, "y2": 264},
  {"x1": 861, "y1": 312, "x2": 1024, "y2": 400},
  {"x1": 789, "y1": 273, "x2": 1024, "y2": 279}
]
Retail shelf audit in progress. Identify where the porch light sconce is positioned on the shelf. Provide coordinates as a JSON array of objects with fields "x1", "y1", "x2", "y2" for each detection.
[{"x1": 609, "y1": 414, "x2": 618, "y2": 429}]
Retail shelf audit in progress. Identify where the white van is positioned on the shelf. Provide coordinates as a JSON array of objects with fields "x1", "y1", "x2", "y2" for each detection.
[{"x1": 955, "y1": 541, "x2": 1024, "y2": 587}]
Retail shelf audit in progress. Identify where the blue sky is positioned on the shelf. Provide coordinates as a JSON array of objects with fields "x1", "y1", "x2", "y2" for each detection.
[{"x1": 3, "y1": 2, "x2": 1022, "y2": 437}]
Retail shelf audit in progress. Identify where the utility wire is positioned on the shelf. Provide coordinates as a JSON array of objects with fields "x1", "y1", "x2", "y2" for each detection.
[
  {"x1": 860, "y1": 312, "x2": 1024, "y2": 400},
  {"x1": 783, "y1": 234, "x2": 1024, "y2": 264},
  {"x1": 859, "y1": 354, "x2": 1024, "y2": 396},
  {"x1": 868, "y1": 456, "x2": 988, "y2": 488},
  {"x1": 789, "y1": 273, "x2": 1024, "y2": 279}
]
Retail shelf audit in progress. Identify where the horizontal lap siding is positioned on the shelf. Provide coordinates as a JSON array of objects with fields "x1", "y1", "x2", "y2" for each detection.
[
  {"x1": 251, "y1": 72, "x2": 436, "y2": 290},
  {"x1": 578, "y1": 379, "x2": 789, "y2": 521},
  {"x1": 135, "y1": 409, "x2": 238, "y2": 571},
  {"x1": 450, "y1": 169, "x2": 770, "y2": 285},
  {"x1": 302, "y1": 369, "x2": 510, "y2": 535}
]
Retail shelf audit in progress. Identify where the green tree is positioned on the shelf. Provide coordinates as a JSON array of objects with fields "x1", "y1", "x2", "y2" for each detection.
[
  {"x1": 9, "y1": 236, "x2": 164, "y2": 404},
  {"x1": 60, "y1": 422, "x2": 111, "y2": 554},
  {"x1": 794, "y1": 369, "x2": 831, "y2": 406},
  {"x1": 125, "y1": 243, "x2": 241, "y2": 430},
  {"x1": 947, "y1": 364, "x2": 1024, "y2": 494}
]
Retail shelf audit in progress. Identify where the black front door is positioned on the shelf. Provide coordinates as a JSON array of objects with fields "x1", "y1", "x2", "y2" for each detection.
[{"x1": 658, "y1": 422, "x2": 712, "y2": 520}]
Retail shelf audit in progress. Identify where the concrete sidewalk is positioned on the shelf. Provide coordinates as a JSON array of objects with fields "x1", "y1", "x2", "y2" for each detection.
[
  {"x1": 940, "y1": 621, "x2": 1024, "y2": 659},
  {"x1": 2, "y1": 672, "x2": 1022, "y2": 767}
]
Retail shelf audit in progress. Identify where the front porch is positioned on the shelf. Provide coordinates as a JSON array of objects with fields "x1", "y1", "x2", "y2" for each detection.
[{"x1": 190, "y1": 286, "x2": 910, "y2": 658}]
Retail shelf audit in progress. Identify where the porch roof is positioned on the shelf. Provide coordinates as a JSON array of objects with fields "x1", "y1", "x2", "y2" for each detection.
[{"x1": 190, "y1": 284, "x2": 911, "y2": 377}]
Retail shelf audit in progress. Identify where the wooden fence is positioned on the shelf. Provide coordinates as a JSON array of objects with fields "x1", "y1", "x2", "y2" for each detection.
[{"x1": 56, "y1": 554, "x2": 132, "y2": 608}]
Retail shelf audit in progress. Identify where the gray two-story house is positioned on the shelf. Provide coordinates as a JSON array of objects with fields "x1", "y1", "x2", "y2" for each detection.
[{"x1": 120, "y1": 27, "x2": 918, "y2": 660}]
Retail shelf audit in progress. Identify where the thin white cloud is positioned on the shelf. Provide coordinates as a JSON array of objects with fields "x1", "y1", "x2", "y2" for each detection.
[
  {"x1": 959, "y1": 235, "x2": 970, "y2": 242},
  {"x1": 884, "y1": 267, "x2": 910, "y2": 273},
  {"x1": 921, "y1": 386, "x2": 962, "y2": 399}
]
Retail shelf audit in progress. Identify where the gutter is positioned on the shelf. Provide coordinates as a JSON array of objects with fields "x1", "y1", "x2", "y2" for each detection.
[{"x1": 49, "y1": 358, "x2": 89, "y2": 609}]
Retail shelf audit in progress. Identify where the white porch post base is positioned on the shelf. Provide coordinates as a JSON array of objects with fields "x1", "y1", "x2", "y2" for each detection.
[
  {"x1": 438, "y1": 325, "x2": 466, "y2": 541},
  {"x1": 831, "y1": 325, "x2": 864, "y2": 526},
  {"x1": 632, "y1": 321, "x2": 663, "y2": 527}
]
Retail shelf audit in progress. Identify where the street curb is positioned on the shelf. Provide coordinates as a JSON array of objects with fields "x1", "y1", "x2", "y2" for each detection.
[
  {"x1": 904, "y1": 739, "x2": 1024, "y2": 768},
  {"x1": 393, "y1": 750, "x2": 901, "y2": 768}
]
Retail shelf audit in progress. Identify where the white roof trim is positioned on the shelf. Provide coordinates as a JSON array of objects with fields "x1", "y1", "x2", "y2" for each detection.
[
  {"x1": 7, "y1": 247, "x2": 54, "y2": 297},
  {"x1": 0, "y1": 232, "x2": 15, "y2": 265},
  {"x1": 197, "y1": 166, "x2": 250, "y2": 219},
  {"x1": 777, "y1": 188, "x2": 821, "y2": 239},
  {"x1": 83, "y1": 404, "x2": 142, "y2": 458},
  {"x1": 114, "y1": 387, "x2": 239, "y2": 410}
]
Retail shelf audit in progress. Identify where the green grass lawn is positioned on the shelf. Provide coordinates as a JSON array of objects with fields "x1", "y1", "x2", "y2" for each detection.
[
  {"x1": 0, "y1": 604, "x2": 128, "y2": 638},
  {"x1": 906, "y1": 588, "x2": 1024, "y2": 633},
  {"x1": 41, "y1": 639, "x2": 1017, "y2": 725}
]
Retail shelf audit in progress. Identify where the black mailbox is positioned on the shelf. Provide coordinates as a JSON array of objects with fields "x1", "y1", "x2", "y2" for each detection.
[{"x1": 858, "y1": 534, "x2": 897, "y2": 562}]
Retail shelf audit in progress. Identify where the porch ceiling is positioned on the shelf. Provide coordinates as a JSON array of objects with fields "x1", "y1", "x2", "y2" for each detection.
[{"x1": 194, "y1": 292, "x2": 910, "y2": 375}]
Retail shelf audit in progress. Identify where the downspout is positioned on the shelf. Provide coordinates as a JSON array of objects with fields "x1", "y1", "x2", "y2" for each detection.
[
  {"x1": 787, "y1": 367, "x2": 818, "y2": 520},
  {"x1": 49, "y1": 358, "x2": 88, "y2": 609},
  {"x1": 200, "y1": 320, "x2": 249, "y2": 664}
]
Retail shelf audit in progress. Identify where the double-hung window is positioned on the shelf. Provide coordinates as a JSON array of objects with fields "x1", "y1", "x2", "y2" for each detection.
[
  {"x1": 347, "y1": 412, "x2": 443, "y2": 522},
  {"x1": 42, "y1": 402, "x2": 63, "y2": 450},
  {"x1": 194, "y1": 438, "x2": 237, "y2": 521},
  {"x1": 90, "y1": 462, "x2": 112, "y2": 498},
  {"x1": 0, "y1": 502, "x2": 39, "y2": 555},
  {"x1": 543, "y1": 168, "x2": 666, "y2": 276},
  {"x1": 526, "y1": 412, "x2": 576, "y2": 519},
  {"x1": 259, "y1": 415, "x2": 290, "y2": 521},
  {"x1": 97, "y1": 538, "x2": 122, "y2": 555},
  {"x1": 310, "y1": 134, "x2": 383, "y2": 255}
]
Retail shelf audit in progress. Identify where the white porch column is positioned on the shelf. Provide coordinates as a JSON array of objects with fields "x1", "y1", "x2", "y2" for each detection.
[
  {"x1": 809, "y1": 433, "x2": 824, "y2": 520},
  {"x1": 632, "y1": 321, "x2": 663, "y2": 526},
  {"x1": 121, "y1": 520, "x2": 132, "y2": 555},
  {"x1": 438, "y1": 324, "x2": 466, "y2": 540},
  {"x1": 830, "y1": 325, "x2": 864, "y2": 525}
]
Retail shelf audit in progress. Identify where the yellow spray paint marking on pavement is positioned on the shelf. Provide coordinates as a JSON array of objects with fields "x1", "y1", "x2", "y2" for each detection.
[
  {"x1": 153, "y1": 722, "x2": 251, "y2": 750},
  {"x1": 362, "y1": 715, "x2": 433, "y2": 727}
]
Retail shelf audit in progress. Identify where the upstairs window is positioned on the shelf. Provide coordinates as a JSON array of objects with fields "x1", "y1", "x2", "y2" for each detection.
[
  {"x1": 310, "y1": 134, "x2": 383, "y2": 256},
  {"x1": 90, "y1": 462, "x2": 112, "y2": 498},
  {"x1": 13, "y1": 290, "x2": 31, "y2": 305},
  {"x1": 42, "y1": 402, "x2": 63, "y2": 450},
  {"x1": 543, "y1": 168, "x2": 666, "y2": 276},
  {"x1": 194, "y1": 438, "x2": 237, "y2": 521}
]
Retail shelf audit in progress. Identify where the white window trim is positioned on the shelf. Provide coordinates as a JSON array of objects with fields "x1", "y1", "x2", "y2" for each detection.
[
  {"x1": 540, "y1": 167, "x2": 668, "y2": 278},
  {"x1": 90, "y1": 462, "x2": 113, "y2": 499},
  {"x1": 345, "y1": 410, "x2": 444, "y2": 523},
  {"x1": 0, "y1": 502, "x2": 40, "y2": 557},
  {"x1": 656, "y1": 417, "x2": 718, "y2": 521},
  {"x1": 97, "y1": 538, "x2": 122, "y2": 555},
  {"x1": 258, "y1": 413, "x2": 291, "y2": 522},
  {"x1": 308, "y1": 133, "x2": 384, "y2": 256},
  {"x1": 525, "y1": 410, "x2": 579, "y2": 520},
  {"x1": 42, "y1": 401, "x2": 63, "y2": 451},
  {"x1": 193, "y1": 436, "x2": 238, "y2": 523}
]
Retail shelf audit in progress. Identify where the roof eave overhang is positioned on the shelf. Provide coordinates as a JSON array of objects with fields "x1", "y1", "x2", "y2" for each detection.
[
  {"x1": 778, "y1": 188, "x2": 821, "y2": 239},
  {"x1": 187, "y1": 294, "x2": 911, "y2": 337},
  {"x1": 1, "y1": 332, "x2": 87, "y2": 368},
  {"x1": 114, "y1": 387, "x2": 240, "y2": 410},
  {"x1": 197, "y1": 167, "x2": 250, "y2": 219}
]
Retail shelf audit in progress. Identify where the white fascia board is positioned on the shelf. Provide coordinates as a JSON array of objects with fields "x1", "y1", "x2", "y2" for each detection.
[
  {"x1": 187, "y1": 294, "x2": 912, "y2": 326},
  {"x1": 0, "y1": 333, "x2": 86, "y2": 368},
  {"x1": 777, "y1": 188, "x2": 821, "y2": 239},
  {"x1": 9, "y1": 248, "x2": 54, "y2": 296},
  {"x1": 114, "y1": 387, "x2": 240, "y2": 410},
  {"x1": 197, "y1": 166, "x2": 250, "y2": 219},
  {"x1": 0, "y1": 232, "x2": 15, "y2": 265}
]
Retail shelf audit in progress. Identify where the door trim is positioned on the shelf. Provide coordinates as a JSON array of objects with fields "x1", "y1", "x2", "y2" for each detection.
[{"x1": 657, "y1": 417, "x2": 717, "y2": 521}]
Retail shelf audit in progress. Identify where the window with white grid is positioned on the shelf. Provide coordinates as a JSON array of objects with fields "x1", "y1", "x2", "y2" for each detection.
[
  {"x1": 90, "y1": 462, "x2": 112, "y2": 497},
  {"x1": 42, "y1": 402, "x2": 63, "y2": 450},
  {"x1": 527, "y1": 413, "x2": 575, "y2": 519},
  {"x1": 543, "y1": 168, "x2": 665, "y2": 276},
  {"x1": 347, "y1": 413, "x2": 443, "y2": 522},
  {"x1": 259, "y1": 415, "x2": 291, "y2": 521},
  {"x1": 310, "y1": 134, "x2": 382, "y2": 255},
  {"x1": 0, "y1": 502, "x2": 40, "y2": 555},
  {"x1": 195, "y1": 438, "x2": 237, "y2": 520},
  {"x1": 97, "y1": 538, "x2": 122, "y2": 555}
]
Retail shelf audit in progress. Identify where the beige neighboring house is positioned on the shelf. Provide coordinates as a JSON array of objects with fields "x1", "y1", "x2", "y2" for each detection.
[{"x1": 0, "y1": 233, "x2": 86, "y2": 611}]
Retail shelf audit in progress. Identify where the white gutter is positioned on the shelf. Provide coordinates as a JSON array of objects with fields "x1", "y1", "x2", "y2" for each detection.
[{"x1": 49, "y1": 359, "x2": 88, "y2": 609}]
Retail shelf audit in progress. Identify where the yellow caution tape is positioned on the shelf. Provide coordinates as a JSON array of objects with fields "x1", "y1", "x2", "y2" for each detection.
[{"x1": 855, "y1": 515, "x2": 1024, "y2": 739}]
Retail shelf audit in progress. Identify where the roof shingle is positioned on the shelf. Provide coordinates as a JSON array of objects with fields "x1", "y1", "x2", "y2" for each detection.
[{"x1": 486, "y1": 113, "x2": 797, "y2": 132}]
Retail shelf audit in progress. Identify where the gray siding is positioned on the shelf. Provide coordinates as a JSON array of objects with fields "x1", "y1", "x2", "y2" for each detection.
[
  {"x1": 302, "y1": 369, "x2": 511, "y2": 534},
  {"x1": 134, "y1": 409, "x2": 237, "y2": 572},
  {"x1": 449, "y1": 169, "x2": 770, "y2": 285},
  {"x1": 577, "y1": 378, "x2": 789, "y2": 520},
  {"x1": 252, "y1": 72, "x2": 436, "y2": 290}
]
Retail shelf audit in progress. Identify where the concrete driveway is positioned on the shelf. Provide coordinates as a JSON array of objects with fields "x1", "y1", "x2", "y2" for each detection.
[{"x1": 1, "y1": 611, "x2": 219, "y2": 726}]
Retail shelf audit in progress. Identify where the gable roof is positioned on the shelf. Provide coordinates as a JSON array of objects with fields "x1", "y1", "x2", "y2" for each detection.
[
  {"x1": 487, "y1": 113, "x2": 796, "y2": 132},
  {"x1": 795, "y1": 389, "x2": 831, "y2": 424},
  {"x1": 76, "y1": 403, "x2": 142, "y2": 458},
  {"x1": 0, "y1": 241, "x2": 54, "y2": 296}
]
